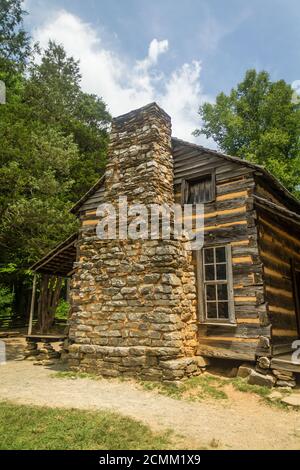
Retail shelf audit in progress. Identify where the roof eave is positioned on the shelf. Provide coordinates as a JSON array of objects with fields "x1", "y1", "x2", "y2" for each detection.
[
  {"x1": 70, "y1": 175, "x2": 105, "y2": 215},
  {"x1": 172, "y1": 137, "x2": 300, "y2": 213},
  {"x1": 69, "y1": 137, "x2": 300, "y2": 217},
  {"x1": 30, "y1": 232, "x2": 78, "y2": 274}
]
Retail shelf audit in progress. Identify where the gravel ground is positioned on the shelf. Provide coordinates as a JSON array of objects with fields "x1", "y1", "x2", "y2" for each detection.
[{"x1": 0, "y1": 337, "x2": 300, "y2": 450}]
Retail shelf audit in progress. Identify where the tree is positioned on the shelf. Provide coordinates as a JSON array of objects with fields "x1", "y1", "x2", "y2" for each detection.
[
  {"x1": 0, "y1": 97, "x2": 80, "y2": 316},
  {"x1": 0, "y1": 40, "x2": 111, "y2": 268},
  {"x1": 0, "y1": 120, "x2": 79, "y2": 266},
  {"x1": 0, "y1": 0, "x2": 31, "y2": 87},
  {"x1": 194, "y1": 70, "x2": 300, "y2": 197},
  {"x1": 25, "y1": 41, "x2": 111, "y2": 199},
  {"x1": 0, "y1": 6, "x2": 110, "y2": 321}
]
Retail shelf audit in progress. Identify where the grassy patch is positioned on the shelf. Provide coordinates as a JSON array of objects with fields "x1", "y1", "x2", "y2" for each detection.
[
  {"x1": 51, "y1": 370, "x2": 102, "y2": 381},
  {"x1": 141, "y1": 374, "x2": 291, "y2": 410},
  {"x1": 52, "y1": 370, "x2": 291, "y2": 411},
  {"x1": 231, "y1": 377, "x2": 290, "y2": 410},
  {"x1": 231, "y1": 377, "x2": 270, "y2": 398},
  {"x1": 141, "y1": 374, "x2": 228, "y2": 401},
  {"x1": 0, "y1": 401, "x2": 172, "y2": 450}
]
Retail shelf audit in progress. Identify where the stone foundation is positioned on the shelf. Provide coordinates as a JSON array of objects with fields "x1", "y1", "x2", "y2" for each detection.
[
  {"x1": 65, "y1": 344, "x2": 207, "y2": 381},
  {"x1": 237, "y1": 358, "x2": 298, "y2": 389},
  {"x1": 66, "y1": 103, "x2": 200, "y2": 380},
  {"x1": 24, "y1": 339, "x2": 60, "y2": 365}
]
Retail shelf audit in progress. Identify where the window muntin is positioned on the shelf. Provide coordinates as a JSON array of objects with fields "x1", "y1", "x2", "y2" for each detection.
[{"x1": 203, "y1": 246, "x2": 232, "y2": 321}]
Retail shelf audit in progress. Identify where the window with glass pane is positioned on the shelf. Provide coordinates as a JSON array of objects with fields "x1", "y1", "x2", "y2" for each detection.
[
  {"x1": 203, "y1": 246, "x2": 231, "y2": 321},
  {"x1": 187, "y1": 174, "x2": 214, "y2": 204}
]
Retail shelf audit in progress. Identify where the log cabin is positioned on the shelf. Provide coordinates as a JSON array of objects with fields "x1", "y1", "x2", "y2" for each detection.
[{"x1": 30, "y1": 103, "x2": 300, "y2": 381}]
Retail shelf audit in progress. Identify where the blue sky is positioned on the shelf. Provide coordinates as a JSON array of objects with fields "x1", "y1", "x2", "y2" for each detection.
[{"x1": 23, "y1": 0, "x2": 300, "y2": 143}]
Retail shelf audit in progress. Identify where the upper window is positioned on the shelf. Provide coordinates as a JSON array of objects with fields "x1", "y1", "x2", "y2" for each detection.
[
  {"x1": 183, "y1": 172, "x2": 215, "y2": 204},
  {"x1": 202, "y1": 245, "x2": 234, "y2": 322}
]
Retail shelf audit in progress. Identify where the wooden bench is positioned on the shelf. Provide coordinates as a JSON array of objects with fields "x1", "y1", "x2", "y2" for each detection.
[{"x1": 25, "y1": 334, "x2": 66, "y2": 343}]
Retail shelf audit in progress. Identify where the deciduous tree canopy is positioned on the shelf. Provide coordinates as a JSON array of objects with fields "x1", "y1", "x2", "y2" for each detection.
[
  {"x1": 194, "y1": 70, "x2": 300, "y2": 197},
  {"x1": 0, "y1": 0, "x2": 111, "y2": 318}
]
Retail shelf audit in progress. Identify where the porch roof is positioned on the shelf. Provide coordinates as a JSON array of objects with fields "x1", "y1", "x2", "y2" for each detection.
[{"x1": 30, "y1": 233, "x2": 77, "y2": 277}]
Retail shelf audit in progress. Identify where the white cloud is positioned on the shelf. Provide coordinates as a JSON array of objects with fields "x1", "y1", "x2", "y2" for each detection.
[
  {"x1": 148, "y1": 38, "x2": 169, "y2": 64},
  {"x1": 161, "y1": 62, "x2": 204, "y2": 143},
  {"x1": 137, "y1": 38, "x2": 169, "y2": 71},
  {"x1": 33, "y1": 10, "x2": 213, "y2": 144}
]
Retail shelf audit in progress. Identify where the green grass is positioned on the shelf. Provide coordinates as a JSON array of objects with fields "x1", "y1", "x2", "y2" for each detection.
[
  {"x1": 141, "y1": 374, "x2": 228, "y2": 401},
  {"x1": 53, "y1": 370, "x2": 227, "y2": 401},
  {"x1": 231, "y1": 377, "x2": 271, "y2": 398},
  {"x1": 0, "y1": 401, "x2": 172, "y2": 450},
  {"x1": 141, "y1": 375, "x2": 291, "y2": 410},
  {"x1": 52, "y1": 370, "x2": 292, "y2": 411},
  {"x1": 231, "y1": 377, "x2": 290, "y2": 410},
  {"x1": 52, "y1": 370, "x2": 102, "y2": 381}
]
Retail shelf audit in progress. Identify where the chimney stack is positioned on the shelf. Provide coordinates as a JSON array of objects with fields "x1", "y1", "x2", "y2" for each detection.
[{"x1": 68, "y1": 103, "x2": 199, "y2": 381}]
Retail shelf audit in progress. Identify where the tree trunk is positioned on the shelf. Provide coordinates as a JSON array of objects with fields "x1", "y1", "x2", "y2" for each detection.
[{"x1": 37, "y1": 275, "x2": 63, "y2": 334}]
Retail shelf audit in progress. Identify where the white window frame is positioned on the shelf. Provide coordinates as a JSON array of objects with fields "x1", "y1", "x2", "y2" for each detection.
[{"x1": 196, "y1": 245, "x2": 235, "y2": 324}]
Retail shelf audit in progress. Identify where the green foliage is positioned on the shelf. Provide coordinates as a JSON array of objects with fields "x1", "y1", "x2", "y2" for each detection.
[
  {"x1": 25, "y1": 41, "x2": 111, "y2": 199},
  {"x1": 0, "y1": 39, "x2": 110, "y2": 270},
  {"x1": 0, "y1": 263, "x2": 17, "y2": 274},
  {"x1": 0, "y1": 264, "x2": 15, "y2": 320},
  {"x1": 0, "y1": 3, "x2": 111, "y2": 319},
  {"x1": 0, "y1": 401, "x2": 172, "y2": 450},
  {"x1": 0, "y1": 118, "x2": 79, "y2": 265},
  {"x1": 0, "y1": 0, "x2": 31, "y2": 86},
  {"x1": 0, "y1": 284, "x2": 14, "y2": 315},
  {"x1": 194, "y1": 69, "x2": 300, "y2": 197},
  {"x1": 55, "y1": 300, "x2": 70, "y2": 320}
]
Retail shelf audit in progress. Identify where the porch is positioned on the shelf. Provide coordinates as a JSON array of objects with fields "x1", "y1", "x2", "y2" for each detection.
[
  {"x1": 271, "y1": 352, "x2": 300, "y2": 374},
  {"x1": 27, "y1": 233, "x2": 77, "y2": 340}
]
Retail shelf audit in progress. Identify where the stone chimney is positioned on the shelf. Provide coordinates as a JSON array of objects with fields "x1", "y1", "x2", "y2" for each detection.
[
  {"x1": 105, "y1": 102, "x2": 174, "y2": 206},
  {"x1": 67, "y1": 103, "x2": 201, "y2": 381}
]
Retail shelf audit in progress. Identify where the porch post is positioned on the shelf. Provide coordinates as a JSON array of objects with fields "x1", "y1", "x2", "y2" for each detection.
[
  {"x1": 66, "y1": 278, "x2": 70, "y2": 302},
  {"x1": 28, "y1": 273, "x2": 37, "y2": 335}
]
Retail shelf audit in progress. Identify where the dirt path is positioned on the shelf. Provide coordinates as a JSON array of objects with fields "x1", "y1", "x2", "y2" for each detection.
[{"x1": 0, "y1": 339, "x2": 300, "y2": 450}]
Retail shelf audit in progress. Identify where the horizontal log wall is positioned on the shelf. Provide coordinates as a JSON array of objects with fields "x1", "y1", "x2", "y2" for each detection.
[
  {"x1": 77, "y1": 145, "x2": 297, "y2": 360},
  {"x1": 78, "y1": 184, "x2": 106, "y2": 246},
  {"x1": 173, "y1": 145, "x2": 269, "y2": 360},
  {"x1": 79, "y1": 185, "x2": 105, "y2": 214},
  {"x1": 256, "y1": 210, "x2": 299, "y2": 354}
]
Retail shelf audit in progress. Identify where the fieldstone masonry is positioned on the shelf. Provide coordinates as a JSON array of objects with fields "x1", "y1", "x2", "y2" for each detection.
[{"x1": 65, "y1": 103, "x2": 202, "y2": 380}]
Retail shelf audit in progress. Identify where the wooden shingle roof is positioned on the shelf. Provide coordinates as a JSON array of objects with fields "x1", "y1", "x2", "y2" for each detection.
[
  {"x1": 30, "y1": 233, "x2": 77, "y2": 276},
  {"x1": 70, "y1": 137, "x2": 300, "y2": 216}
]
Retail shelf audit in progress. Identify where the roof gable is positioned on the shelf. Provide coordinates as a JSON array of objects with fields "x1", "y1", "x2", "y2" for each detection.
[
  {"x1": 70, "y1": 137, "x2": 300, "y2": 216},
  {"x1": 172, "y1": 138, "x2": 300, "y2": 213}
]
